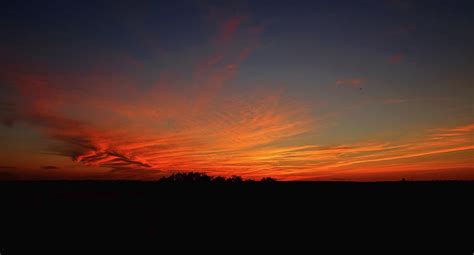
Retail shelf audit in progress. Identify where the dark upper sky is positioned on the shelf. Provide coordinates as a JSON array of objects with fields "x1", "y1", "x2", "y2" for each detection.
[{"x1": 0, "y1": 0, "x2": 473, "y2": 180}]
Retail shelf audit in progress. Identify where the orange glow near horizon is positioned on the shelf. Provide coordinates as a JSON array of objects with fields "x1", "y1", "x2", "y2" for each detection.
[
  {"x1": 3, "y1": 62, "x2": 473, "y2": 180},
  {"x1": 0, "y1": 15, "x2": 473, "y2": 181}
]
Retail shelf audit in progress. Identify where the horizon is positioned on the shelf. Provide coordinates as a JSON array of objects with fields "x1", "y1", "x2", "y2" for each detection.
[{"x1": 1, "y1": 0, "x2": 473, "y2": 181}]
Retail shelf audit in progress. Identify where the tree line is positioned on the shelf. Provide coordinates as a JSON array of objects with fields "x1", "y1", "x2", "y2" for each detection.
[{"x1": 158, "y1": 172, "x2": 276, "y2": 183}]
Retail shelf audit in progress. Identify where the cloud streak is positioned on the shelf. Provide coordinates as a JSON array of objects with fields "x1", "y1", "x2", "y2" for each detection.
[{"x1": 215, "y1": 16, "x2": 245, "y2": 44}]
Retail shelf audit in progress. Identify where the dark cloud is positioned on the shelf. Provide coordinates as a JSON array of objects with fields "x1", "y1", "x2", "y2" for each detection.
[{"x1": 73, "y1": 150, "x2": 152, "y2": 168}]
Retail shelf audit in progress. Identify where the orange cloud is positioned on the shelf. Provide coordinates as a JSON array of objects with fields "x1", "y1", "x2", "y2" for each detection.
[
  {"x1": 4, "y1": 60, "x2": 473, "y2": 181},
  {"x1": 3, "y1": 55, "x2": 473, "y2": 180},
  {"x1": 1, "y1": 15, "x2": 472, "y2": 181},
  {"x1": 273, "y1": 123, "x2": 474, "y2": 180},
  {"x1": 450, "y1": 124, "x2": 474, "y2": 132},
  {"x1": 2, "y1": 16, "x2": 316, "y2": 180}
]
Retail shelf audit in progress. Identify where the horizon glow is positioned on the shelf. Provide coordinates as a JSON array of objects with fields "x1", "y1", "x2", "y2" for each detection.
[{"x1": 0, "y1": 1, "x2": 473, "y2": 181}]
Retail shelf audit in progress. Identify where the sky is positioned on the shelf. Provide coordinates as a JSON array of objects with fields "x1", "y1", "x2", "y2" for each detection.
[{"x1": 0, "y1": 0, "x2": 473, "y2": 181}]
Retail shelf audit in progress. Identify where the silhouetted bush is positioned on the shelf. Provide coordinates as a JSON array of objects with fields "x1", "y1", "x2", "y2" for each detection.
[
  {"x1": 227, "y1": 175, "x2": 243, "y2": 184},
  {"x1": 212, "y1": 176, "x2": 226, "y2": 184},
  {"x1": 159, "y1": 172, "x2": 212, "y2": 183},
  {"x1": 158, "y1": 172, "x2": 277, "y2": 184},
  {"x1": 260, "y1": 177, "x2": 276, "y2": 183}
]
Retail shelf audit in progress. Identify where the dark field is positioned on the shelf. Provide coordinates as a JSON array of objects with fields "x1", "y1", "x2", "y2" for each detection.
[{"x1": 1, "y1": 181, "x2": 473, "y2": 253}]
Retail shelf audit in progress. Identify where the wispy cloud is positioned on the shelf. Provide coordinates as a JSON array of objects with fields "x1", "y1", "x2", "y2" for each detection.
[
  {"x1": 214, "y1": 16, "x2": 245, "y2": 44},
  {"x1": 4, "y1": 56, "x2": 473, "y2": 181},
  {"x1": 431, "y1": 123, "x2": 474, "y2": 138},
  {"x1": 192, "y1": 16, "x2": 264, "y2": 112},
  {"x1": 2, "y1": 17, "x2": 316, "y2": 180},
  {"x1": 1, "y1": 10, "x2": 472, "y2": 181},
  {"x1": 285, "y1": 123, "x2": 474, "y2": 179}
]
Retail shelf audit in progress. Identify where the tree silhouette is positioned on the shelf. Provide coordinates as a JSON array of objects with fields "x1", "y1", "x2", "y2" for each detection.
[
  {"x1": 159, "y1": 172, "x2": 212, "y2": 183},
  {"x1": 212, "y1": 176, "x2": 226, "y2": 184},
  {"x1": 158, "y1": 172, "x2": 277, "y2": 184},
  {"x1": 260, "y1": 177, "x2": 276, "y2": 183},
  {"x1": 226, "y1": 175, "x2": 243, "y2": 184}
]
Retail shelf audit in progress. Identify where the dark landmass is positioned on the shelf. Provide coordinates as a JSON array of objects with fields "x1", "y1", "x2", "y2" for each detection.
[{"x1": 1, "y1": 176, "x2": 473, "y2": 253}]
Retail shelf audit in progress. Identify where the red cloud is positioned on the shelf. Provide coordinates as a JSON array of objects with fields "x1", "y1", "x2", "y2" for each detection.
[
  {"x1": 2, "y1": 16, "x2": 312, "y2": 180},
  {"x1": 192, "y1": 17, "x2": 263, "y2": 112},
  {"x1": 215, "y1": 16, "x2": 245, "y2": 44},
  {"x1": 3, "y1": 14, "x2": 472, "y2": 181}
]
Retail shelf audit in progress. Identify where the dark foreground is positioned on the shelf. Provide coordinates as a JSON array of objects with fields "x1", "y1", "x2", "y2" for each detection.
[{"x1": 1, "y1": 181, "x2": 473, "y2": 253}]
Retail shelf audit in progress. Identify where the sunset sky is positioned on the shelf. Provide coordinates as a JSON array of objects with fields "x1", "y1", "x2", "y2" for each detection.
[{"x1": 0, "y1": 0, "x2": 473, "y2": 181}]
